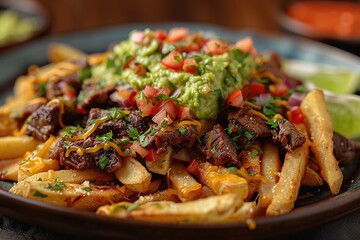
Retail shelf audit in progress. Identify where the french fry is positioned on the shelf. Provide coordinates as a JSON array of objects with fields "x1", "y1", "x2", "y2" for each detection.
[
  {"x1": 48, "y1": 43, "x2": 86, "y2": 63},
  {"x1": 24, "y1": 169, "x2": 115, "y2": 185},
  {"x1": 115, "y1": 157, "x2": 151, "y2": 193},
  {"x1": 136, "y1": 188, "x2": 180, "y2": 204},
  {"x1": 230, "y1": 202, "x2": 256, "y2": 222},
  {"x1": 266, "y1": 124, "x2": 309, "y2": 216},
  {"x1": 198, "y1": 162, "x2": 248, "y2": 200},
  {"x1": 0, "y1": 136, "x2": 42, "y2": 160},
  {"x1": 168, "y1": 161, "x2": 202, "y2": 201},
  {"x1": 145, "y1": 146, "x2": 172, "y2": 175},
  {"x1": 300, "y1": 89, "x2": 343, "y2": 195},
  {"x1": 97, "y1": 194, "x2": 244, "y2": 223},
  {"x1": 9, "y1": 180, "x2": 135, "y2": 210},
  {"x1": 0, "y1": 158, "x2": 23, "y2": 181},
  {"x1": 302, "y1": 167, "x2": 324, "y2": 187},
  {"x1": 258, "y1": 142, "x2": 281, "y2": 208}
]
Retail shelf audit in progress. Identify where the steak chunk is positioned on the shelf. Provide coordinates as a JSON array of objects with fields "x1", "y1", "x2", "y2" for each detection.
[
  {"x1": 198, "y1": 124, "x2": 238, "y2": 165},
  {"x1": 333, "y1": 132, "x2": 360, "y2": 166},
  {"x1": 271, "y1": 119, "x2": 305, "y2": 151},
  {"x1": 154, "y1": 125, "x2": 198, "y2": 153},
  {"x1": 50, "y1": 137, "x2": 122, "y2": 173}
]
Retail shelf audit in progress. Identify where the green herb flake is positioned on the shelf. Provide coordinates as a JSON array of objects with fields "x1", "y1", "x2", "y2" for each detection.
[
  {"x1": 227, "y1": 167, "x2": 238, "y2": 173},
  {"x1": 174, "y1": 55, "x2": 181, "y2": 64},
  {"x1": 78, "y1": 67, "x2": 92, "y2": 81},
  {"x1": 99, "y1": 156, "x2": 110, "y2": 170},
  {"x1": 128, "y1": 128, "x2": 140, "y2": 140},
  {"x1": 38, "y1": 82, "x2": 47, "y2": 96},
  {"x1": 245, "y1": 132, "x2": 253, "y2": 140},
  {"x1": 37, "y1": 177, "x2": 43, "y2": 181},
  {"x1": 126, "y1": 202, "x2": 140, "y2": 212},
  {"x1": 247, "y1": 169, "x2": 257, "y2": 176},
  {"x1": 155, "y1": 94, "x2": 169, "y2": 101},
  {"x1": 262, "y1": 98, "x2": 280, "y2": 119},
  {"x1": 231, "y1": 49, "x2": 248, "y2": 63},
  {"x1": 161, "y1": 120, "x2": 168, "y2": 128},
  {"x1": 45, "y1": 182, "x2": 65, "y2": 191},
  {"x1": 211, "y1": 146, "x2": 216, "y2": 154},
  {"x1": 250, "y1": 149, "x2": 261, "y2": 158},
  {"x1": 179, "y1": 126, "x2": 187, "y2": 136},
  {"x1": 95, "y1": 131, "x2": 113, "y2": 143},
  {"x1": 82, "y1": 187, "x2": 92, "y2": 192},
  {"x1": 62, "y1": 127, "x2": 76, "y2": 138},
  {"x1": 33, "y1": 190, "x2": 48, "y2": 198}
]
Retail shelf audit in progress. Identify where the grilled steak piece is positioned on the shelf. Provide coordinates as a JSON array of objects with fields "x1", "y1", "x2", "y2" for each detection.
[
  {"x1": 333, "y1": 132, "x2": 360, "y2": 166},
  {"x1": 271, "y1": 119, "x2": 305, "y2": 151},
  {"x1": 14, "y1": 101, "x2": 44, "y2": 128},
  {"x1": 45, "y1": 72, "x2": 82, "y2": 100},
  {"x1": 50, "y1": 137, "x2": 122, "y2": 173},
  {"x1": 77, "y1": 79, "x2": 117, "y2": 111},
  {"x1": 154, "y1": 125, "x2": 198, "y2": 153},
  {"x1": 198, "y1": 124, "x2": 238, "y2": 165},
  {"x1": 227, "y1": 106, "x2": 271, "y2": 147}
]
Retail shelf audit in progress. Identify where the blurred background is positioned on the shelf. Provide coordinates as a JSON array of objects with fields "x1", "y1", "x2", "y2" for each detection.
[{"x1": 0, "y1": 0, "x2": 359, "y2": 54}]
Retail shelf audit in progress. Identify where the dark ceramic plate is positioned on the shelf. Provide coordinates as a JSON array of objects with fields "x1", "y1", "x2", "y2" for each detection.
[{"x1": 0, "y1": 23, "x2": 360, "y2": 240}]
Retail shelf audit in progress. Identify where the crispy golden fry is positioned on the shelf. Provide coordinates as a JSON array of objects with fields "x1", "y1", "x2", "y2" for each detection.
[
  {"x1": 199, "y1": 162, "x2": 248, "y2": 199},
  {"x1": 0, "y1": 136, "x2": 42, "y2": 160},
  {"x1": 9, "y1": 180, "x2": 134, "y2": 210},
  {"x1": 145, "y1": 146, "x2": 172, "y2": 175},
  {"x1": 230, "y1": 202, "x2": 256, "y2": 222},
  {"x1": 0, "y1": 158, "x2": 22, "y2": 181},
  {"x1": 266, "y1": 124, "x2": 309, "y2": 216},
  {"x1": 97, "y1": 194, "x2": 245, "y2": 223},
  {"x1": 88, "y1": 52, "x2": 110, "y2": 66},
  {"x1": 115, "y1": 157, "x2": 151, "y2": 193},
  {"x1": 300, "y1": 89, "x2": 343, "y2": 195},
  {"x1": 136, "y1": 188, "x2": 180, "y2": 204},
  {"x1": 48, "y1": 43, "x2": 86, "y2": 63},
  {"x1": 258, "y1": 142, "x2": 281, "y2": 208},
  {"x1": 24, "y1": 169, "x2": 115, "y2": 185},
  {"x1": 302, "y1": 167, "x2": 324, "y2": 187},
  {"x1": 169, "y1": 161, "x2": 202, "y2": 201}
]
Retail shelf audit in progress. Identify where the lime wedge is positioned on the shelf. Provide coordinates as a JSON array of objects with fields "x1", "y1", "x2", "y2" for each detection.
[
  {"x1": 283, "y1": 60, "x2": 360, "y2": 94},
  {"x1": 324, "y1": 91, "x2": 360, "y2": 139}
]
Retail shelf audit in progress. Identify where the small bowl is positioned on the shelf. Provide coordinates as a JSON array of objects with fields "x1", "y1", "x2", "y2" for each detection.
[
  {"x1": 277, "y1": 0, "x2": 360, "y2": 55},
  {"x1": 0, "y1": 0, "x2": 49, "y2": 52}
]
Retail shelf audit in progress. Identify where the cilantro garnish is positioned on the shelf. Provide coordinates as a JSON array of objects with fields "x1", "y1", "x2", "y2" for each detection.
[
  {"x1": 33, "y1": 191, "x2": 48, "y2": 198},
  {"x1": 82, "y1": 187, "x2": 92, "y2": 192},
  {"x1": 231, "y1": 49, "x2": 248, "y2": 63},
  {"x1": 161, "y1": 120, "x2": 168, "y2": 128},
  {"x1": 250, "y1": 149, "x2": 261, "y2": 158},
  {"x1": 179, "y1": 126, "x2": 187, "y2": 136},
  {"x1": 45, "y1": 182, "x2": 65, "y2": 191},
  {"x1": 227, "y1": 167, "x2": 238, "y2": 173},
  {"x1": 99, "y1": 155, "x2": 110, "y2": 170},
  {"x1": 262, "y1": 98, "x2": 280, "y2": 119},
  {"x1": 95, "y1": 131, "x2": 113, "y2": 143},
  {"x1": 266, "y1": 119, "x2": 279, "y2": 129},
  {"x1": 211, "y1": 146, "x2": 216, "y2": 154},
  {"x1": 245, "y1": 132, "x2": 253, "y2": 140},
  {"x1": 174, "y1": 55, "x2": 181, "y2": 64},
  {"x1": 78, "y1": 67, "x2": 92, "y2": 81}
]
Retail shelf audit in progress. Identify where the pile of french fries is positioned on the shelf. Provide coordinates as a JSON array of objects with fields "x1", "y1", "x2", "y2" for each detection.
[{"x1": 0, "y1": 43, "x2": 343, "y2": 224}]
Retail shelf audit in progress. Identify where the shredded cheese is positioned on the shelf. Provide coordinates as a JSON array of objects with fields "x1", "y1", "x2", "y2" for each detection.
[
  {"x1": 65, "y1": 142, "x2": 128, "y2": 158},
  {"x1": 68, "y1": 115, "x2": 112, "y2": 141}
]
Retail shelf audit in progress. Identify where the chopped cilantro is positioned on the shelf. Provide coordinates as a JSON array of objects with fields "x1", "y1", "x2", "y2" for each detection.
[
  {"x1": 95, "y1": 131, "x2": 113, "y2": 143},
  {"x1": 226, "y1": 124, "x2": 235, "y2": 135},
  {"x1": 227, "y1": 167, "x2": 238, "y2": 173},
  {"x1": 106, "y1": 55, "x2": 116, "y2": 69},
  {"x1": 161, "y1": 120, "x2": 168, "y2": 128},
  {"x1": 262, "y1": 98, "x2": 280, "y2": 119},
  {"x1": 250, "y1": 149, "x2": 261, "y2": 158},
  {"x1": 245, "y1": 132, "x2": 253, "y2": 140},
  {"x1": 231, "y1": 49, "x2": 248, "y2": 63},
  {"x1": 247, "y1": 169, "x2": 257, "y2": 176},
  {"x1": 179, "y1": 126, "x2": 187, "y2": 136},
  {"x1": 37, "y1": 177, "x2": 43, "y2": 181},
  {"x1": 155, "y1": 94, "x2": 169, "y2": 101},
  {"x1": 111, "y1": 109, "x2": 130, "y2": 121},
  {"x1": 126, "y1": 202, "x2": 140, "y2": 211},
  {"x1": 38, "y1": 82, "x2": 47, "y2": 96},
  {"x1": 45, "y1": 182, "x2": 65, "y2": 191},
  {"x1": 33, "y1": 191, "x2": 48, "y2": 198},
  {"x1": 174, "y1": 55, "x2": 181, "y2": 64},
  {"x1": 82, "y1": 187, "x2": 92, "y2": 192},
  {"x1": 120, "y1": 138, "x2": 130, "y2": 145},
  {"x1": 128, "y1": 128, "x2": 140, "y2": 140},
  {"x1": 139, "y1": 135, "x2": 149, "y2": 147},
  {"x1": 62, "y1": 127, "x2": 76, "y2": 138},
  {"x1": 78, "y1": 67, "x2": 92, "y2": 81},
  {"x1": 266, "y1": 119, "x2": 279, "y2": 129},
  {"x1": 211, "y1": 146, "x2": 216, "y2": 154},
  {"x1": 99, "y1": 156, "x2": 110, "y2": 170}
]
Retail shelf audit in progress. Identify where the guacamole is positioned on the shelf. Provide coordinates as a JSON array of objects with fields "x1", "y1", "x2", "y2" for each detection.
[{"x1": 92, "y1": 29, "x2": 257, "y2": 119}]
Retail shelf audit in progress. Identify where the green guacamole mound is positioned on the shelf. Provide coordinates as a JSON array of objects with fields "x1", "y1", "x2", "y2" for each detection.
[{"x1": 92, "y1": 29, "x2": 257, "y2": 119}]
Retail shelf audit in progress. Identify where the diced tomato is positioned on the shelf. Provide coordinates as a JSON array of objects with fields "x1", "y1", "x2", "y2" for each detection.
[
  {"x1": 290, "y1": 106, "x2": 304, "y2": 124},
  {"x1": 145, "y1": 149, "x2": 157, "y2": 162},
  {"x1": 130, "y1": 62, "x2": 147, "y2": 77},
  {"x1": 59, "y1": 82, "x2": 76, "y2": 100},
  {"x1": 186, "y1": 160, "x2": 199, "y2": 175},
  {"x1": 178, "y1": 106, "x2": 193, "y2": 120},
  {"x1": 152, "y1": 109, "x2": 174, "y2": 126},
  {"x1": 152, "y1": 99, "x2": 178, "y2": 118},
  {"x1": 130, "y1": 31, "x2": 147, "y2": 44},
  {"x1": 167, "y1": 27, "x2": 189, "y2": 42},
  {"x1": 182, "y1": 59, "x2": 198, "y2": 73},
  {"x1": 122, "y1": 56, "x2": 135, "y2": 70},
  {"x1": 227, "y1": 89, "x2": 244, "y2": 108},
  {"x1": 153, "y1": 29, "x2": 167, "y2": 42},
  {"x1": 161, "y1": 50, "x2": 184, "y2": 71},
  {"x1": 242, "y1": 82, "x2": 266, "y2": 99},
  {"x1": 234, "y1": 37, "x2": 258, "y2": 56},
  {"x1": 204, "y1": 39, "x2": 229, "y2": 55},
  {"x1": 76, "y1": 106, "x2": 87, "y2": 115},
  {"x1": 128, "y1": 91, "x2": 137, "y2": 106},
  {"x1": 271, "y1": 83, "x2": 289, "y2": 97},
  {"x1": 156, "y1": 86, "x2": 171, "y2": 97},
  {"x1": 143, "y1": 85, "x2": 158, "y2": 99},
  {"x1": 130, "y1": 141, "x2": 149, "y2": 158},
  {"x1": 136, "y1": 97, "x2": 154, "y2": 117}
]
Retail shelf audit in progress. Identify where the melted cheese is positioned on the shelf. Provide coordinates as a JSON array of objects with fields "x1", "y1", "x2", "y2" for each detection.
[
  {"x1": 68, "y1": 116, "x2": 112, "y2": 141},
  {"x1": 65, "y1": 142, "x2": 128, "y2": 157},
  {"x1": 249, "y1": 109, "x2": 270, "y2": 122},
  {"x1": 175, "y1": 120, "x2": 202, "y2": 133}
]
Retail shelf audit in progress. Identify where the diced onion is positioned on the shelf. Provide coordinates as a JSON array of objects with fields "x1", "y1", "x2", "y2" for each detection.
[{"x1": 288, "y1": 92, "x2": 305, "y2": 107}]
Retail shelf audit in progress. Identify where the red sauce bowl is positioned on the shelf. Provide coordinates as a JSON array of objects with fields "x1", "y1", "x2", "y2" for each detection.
[{"x1": 277, "y1": 0, "x2": 360, "y2": 42}]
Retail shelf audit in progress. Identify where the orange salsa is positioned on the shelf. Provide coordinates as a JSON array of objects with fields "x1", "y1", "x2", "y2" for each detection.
[{"x1": 287, "y1": 1, "x2": 360, "y2": 39}]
